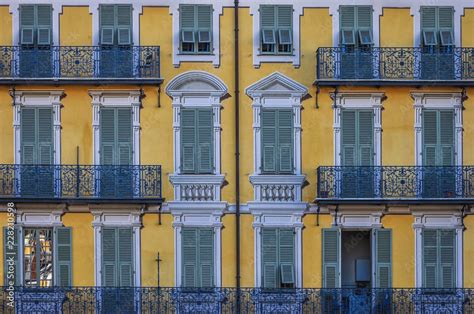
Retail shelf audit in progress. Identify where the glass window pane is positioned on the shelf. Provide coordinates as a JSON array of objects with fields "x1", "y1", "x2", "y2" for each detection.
[
  {"x1": 440, "y1": 30, "x2": 454, "y2": 46},
  {"x1": 342, "y1": 30, "x2": 355, "y2": 45},
  {"x1": 423, "y1": 30, "x2": 437, "y2": 46},
  {"x1": 23, "y1": 228, "x2": 53, "y2": 287}
]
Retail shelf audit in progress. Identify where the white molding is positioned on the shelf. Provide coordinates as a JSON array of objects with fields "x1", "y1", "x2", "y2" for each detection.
[
  {"x1": 332, "y1": 212, "x2": 383, "y2": 228},
  {"x1": 169, "y1": 174, "x2": 225, "y2": 202},
  {"x1": 170, "y1": 2, "x2": 223, "y2": 67},
  {"x1": 249, "y1": 174, "x2": 305, "y2": 202},
  {"x1": 412, "y1": 213, "x2": 463, "y2": 288},
  {"x1": 88, "y1": 90, "x2": 141, "y2": 165},
  {"x1": 12, "y1": 90, "x2": 64, "y2": 165},
  {"x1": 331, "y1": 92, "x2": 385, "y2": 167},
  {"x1": 411, "y1": 92, "x2": 463, "y2": 166}
]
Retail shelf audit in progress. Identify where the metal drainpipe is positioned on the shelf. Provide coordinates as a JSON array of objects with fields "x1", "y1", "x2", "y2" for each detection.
[{"x1": 234, "y1": 0, "x2": 241, "y2": 306}]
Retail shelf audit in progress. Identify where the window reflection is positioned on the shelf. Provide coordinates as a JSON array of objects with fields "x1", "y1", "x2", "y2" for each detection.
[{"x1": 23, "y1": 228, "x2": 53, "y2": 287}]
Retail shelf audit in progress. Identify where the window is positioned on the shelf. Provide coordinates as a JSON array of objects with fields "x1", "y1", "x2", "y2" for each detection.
[
  {"x1": 181, "y1": 108, "x2": 214, "y2": 174},
  {"x1": 21, "y1": 107, "x2": 53, "y2": 165},
  {"x1": 422, "y1": 229, "x2": 456, "y2": 288},
  {"x1": 179, "y1": 5, "x2": 212, "y2": 54},
  {"x1": 341, "y1": 110, "x2": 373, "y2": 166},
  {"x1": 339, "y1": 6, "x2": 373, "y2": 47},
  {"x1": 182, "y1": 228, "x2": 214, "y2": 288},
  {"x1": 261, "y1": 109, "x2": 293, "y2": 174},
  {"x1": 261, "y1": 228, "x2": 295, "y2": 288},
  {"x1": 20, "y1": 5, "x2": 52, "y2": 46},
  {"x1": 100, "y1": 107, "x2": 132, "y2": 166},
  {"x1": 422, "y1": 110, "x2": 454, "y2": 166},
  {"x1": 260, "y1": 5, "x2": 293, "y2": 55},
  {"x1": 102, "y1": 227, "x2": 133, "y2": 287},
  {"x1": 99, "y1": 5, "x2": 132, "y2": 45},
  {"x1": 421, "y1": 7, "x2": 454, "y2": 48}
]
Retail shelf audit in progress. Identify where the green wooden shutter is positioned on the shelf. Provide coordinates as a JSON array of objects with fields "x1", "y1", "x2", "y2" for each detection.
[
  {"x1": 260, "y1": 5, "x2": 276, "y2": 51},
  {"x1": 439, "y1": 229, "x2": 455, "y2": 288},
  {"x1": 21, "y1": 108, "x2": 37, "y2": 164},
  {"x1": 37, "y1": 108, "x2": 53, "y2": 165},
  {"x1": 182, "y1": 228, "x2": 197, "y2": 287},
  {"x1": 36, "y1": 5, "x2": 52, "y2": 45},
  {"x1": 421, "y1": 7, "x2": 454, "y2": 46},
  {"x1": 340, "y1": 6, "x2": 356, "y2": 45},
  {"x1": 374, "y1": 229, "x2": 392, "y2": 288},
  {"x1": 117, "y1": 5, "x2": 132, "y2": 45},
  {"x1": 100, "y1": 108, "x2": 116, "y2": 165},
  {"x1": 278, "y1": 110, "x2": 293, "y2": 173},
  {"x1": 198, "y1": 229, "x2": 214, "y2": 287},
  {"x1": 197, "y1": 109, "x2": 213, "y2": 174},
  {"x1": 181, "y1": 109, "x2": 197, "y2": 173},
  {"x1": 356, "y1": 6, "x2": 372, "y2": 29},
  {"x1": 341, "y1": 110, "x2": 356, "y2": 166},
  {"x1": 20, "y1": 5, "x2": 35, "y2": 45},
  {"x1": 117, "y1": 108, "x2": 132, "y2": 165},
  {"x1": 322, "y1": 229, "x2": 340, "y2": 288},
  {"x1": 439, "y1": 111, "x2": 454, "y2": 166},
  {"x1": 423, "y1": 110, "x2": 454, "y2": 166},
  {"x1": 100, "y1": 5, "x2": 116, "y2": 45},
  {"x1": 276, "y1": 6, "x2": 292, "y2": 28},
  {"x1": 423, "y1": 110, "x2": 438, "y2": 166},
  {"x1": 3, "y1": 227, "x2": 20, "y2": 286},
  {"x1": 118, "y1": 228, "x2": 133, "y2": 286},
  {"x1": 261, "y1": 110, "x2": 277, "y2": 173},
  {"x1": 279, "y1": 229, "x2": 295, "y2": 287},
  {"x1": 422, "y1": 229, "x2": 438, "y2": 288},
  {"x1": 358, "y1": 111, "x2": 373, "y2": 166},
  {"x1": 55, "y1": 227, "x2": 72, "y2": 287},
  {"x1": 196, "y1": 5, "x2": 212, "y2": 52},
  {"x1": 102, "y1": 228, "x2": 117, "y2": 287},
  {"x1": 262, "y1": 228, "x2": 278, "y2": 288}
]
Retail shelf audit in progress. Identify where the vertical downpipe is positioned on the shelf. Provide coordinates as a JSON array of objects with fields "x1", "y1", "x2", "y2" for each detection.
[{"x1": 233, "y1": 0, "x2": 241, "y2": 310}]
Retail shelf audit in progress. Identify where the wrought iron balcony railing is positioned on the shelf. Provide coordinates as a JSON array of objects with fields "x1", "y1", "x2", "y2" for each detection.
[
  {"x1": 317, "y1": 166, "x2": 474, "y2": 202},
  {"x1": 1, "y1": 287, "x2": 473, "y2": 313},
  {"x1": 316, "y1": 47, "x2": 474, "y2": 84},
  {"x1": 0, "y1": 164, "x2": 162, "y2": 202},
  {"x1": 0, "y1": 46, "x2": 161, "y2": 83}
]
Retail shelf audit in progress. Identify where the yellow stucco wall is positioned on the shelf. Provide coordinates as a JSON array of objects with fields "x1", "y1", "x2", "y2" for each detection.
[
  {"x1": 60, "y1": 6, "x2": 92, "y2": 45},
  {"x1": 462, "y1": 8, "x2": 474, "y2": 46},
  {"x1": 0, "y1": 6, "x2": 12, "y2": 45},
  {"x1": 464, "y1": 215, "x2": 474, "y2": 287},
  {"x1": 380, "y1": 8, "x2": 413, "y2": 47}
]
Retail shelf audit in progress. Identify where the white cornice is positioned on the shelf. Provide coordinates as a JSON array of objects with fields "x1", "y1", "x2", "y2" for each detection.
[{"x1": 166, "y1": 71, "x2": 228, "y2": 98}]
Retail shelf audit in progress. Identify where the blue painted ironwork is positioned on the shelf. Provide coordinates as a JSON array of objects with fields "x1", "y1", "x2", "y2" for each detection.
[
  {"x1": 0, "y1": 164, "x2": 162, "y2": 201},
  {"x1": 317, "y1": 166, "x2": 474, "y2": 200},
  {"x1": 0, "y1": 287, "x2": 473, "y2": 313},
  {"x1": 0, "y1": 46, "x2": 160, "y2": 80},
  {"x1": 316, "y1": 47, "x2": 474, "y2": 81}
]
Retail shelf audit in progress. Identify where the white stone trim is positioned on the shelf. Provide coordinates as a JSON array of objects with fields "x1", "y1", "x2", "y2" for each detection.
[
  {"x1": 252, "y1": 209, "x2": 304, "y2": 288},
  {"x1": 411, "y1": 92, "x2": 463, "y2": 166},
  {"x1": 169, "y1": 2, "x2": 223, "y2": 67},
  {"x1": 91, "y1": 209, "x2": 142, "y2": 287},
  {"x1": 413, "y1": 213, "x2": 463, "y2": 288},
  {"x1": 171, "y1": 206, "x2": 225, "y2": 287},
  {"x1": 331, "y1": 92, "x2": 385, "y2": 166},
  {"x1": 12, "y1": 90, "x2": 64, "y2": 165},
  {"x1": 249, "y1": 4, "x2": 303, "y2": 68},
  {"x1": 331, "y1": 212, "x2": 383, "y2": 228},
  {"x1": 89, "y1": 90, "x2": 141, "y2": 166}
]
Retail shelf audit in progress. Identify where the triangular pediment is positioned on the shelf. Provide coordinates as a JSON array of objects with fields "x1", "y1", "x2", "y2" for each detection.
[{"x1": 245, "y1": 72, "x2": 308, "y2": 98}]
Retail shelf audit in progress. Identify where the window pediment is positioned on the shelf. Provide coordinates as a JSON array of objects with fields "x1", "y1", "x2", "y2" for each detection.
[
  {"x1": 245, "y1": 72, "x2": 307, "y2": 99},
  {"x1": 166, "y1": 71, "x2": 228, "y2": 98}
]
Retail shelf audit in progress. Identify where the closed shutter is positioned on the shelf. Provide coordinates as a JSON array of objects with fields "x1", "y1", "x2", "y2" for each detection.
[
  {"x1": 278, "y1": 110, "x2": 293, "y2": 173},
  {"x1": 3, "y1": 227, "x2": 20, "y2": 286},
  {"x1": 117, "y1": 108, "x2": 132, "y2": 165},
  {"x1": 422, "y1": 229, "x2": 456, "y2": 288},
  {"x1": 341, "y1": 110, "x2": 356, "y2": 166},
  {"x1": 341, "y1": 110, "x2": 373, "y2": 166},
  {"x1": 55, "y1": 227, "x2": 72, "y2": 287},
  {"x1": 322, "y1": 228, "x2": 340, "y2": 288},
  {"x1": 261, "y1": 228, "x2": 278, "y2": 288},
  {"x1": 198, "y1": 229, "x2": 214, "y2": 287},
  {"x1": 181, "y1": 109, "x2": 197, "y2": 173},
  {"x1": 423, "y1": 110, "x2": 454, "y2": 166},
  {"x1": 102, "y1": 227, "x2": 133, "y2": 287},
  {"x1": 20, "y1": 108, "x2": 53, "y2": 165},
  {"x1": 182, "y1": 228, "x2": 214, "y2": 288},
  {"x1": 261, "y1": 110, "x2": 293, "y2": 174},
  {"x1": 117, "y1": 5, "x2": 132, "y2": 45},
  {"x1": 262, "y1": 110, "x2": 277, "y2": 173},
  {"x1": 100, "y1": 108, "x2": 116, "y2": 165},
  {"x1": 118, "y1": 228, "x2": 133, "y2": 286},
  {"x1": 100, "y1": 5, "x2": 132, "y2": 45},
  {"x1": 37, "y1": 108, "x2": 53, "y2": 164},
  {"x1": 440, "y1": 111, "x2": 454, "y2": 166},
  {"x1": 197, "y1": 109, "x2": 213, "y2": 174},
  {"x1": 102, "y1": 228, "x2": 117, "y2": 287},
  {"x1": 374, "y1": 229, "x2": 392, "y2": 288},
  {"x1": 279, "y1": 229, "x2": 295, "y2": 286},
  {"x1": 358, "y1": 111, "x2": 373, "y2": 166},
  {"x1": 182, "y1": 228, "x2": 197, "y2": 287},
  {"x1": 100, "y1": 108, "x2": 132, "y2": 165},
  {"x1": 423, "y1": 110, "x2": 438, "y2": 166},
  {"x1": 21, "y1": 108, "x2": 36, "y2": 164}
]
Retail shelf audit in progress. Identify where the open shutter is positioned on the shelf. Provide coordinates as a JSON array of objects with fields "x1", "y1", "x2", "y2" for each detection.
[
  {"x1": 180, "y1": 5, "x2": 196, "y2": 51},
  {"x1": 117, "y1": 108, "x2": 132, "y2": 165},
  {"x1": 374, "y1": 229, "x2": 392, "y2": 288},
  {"x1": 197, "y1": 109, "x2": 213, "y2": 174},
  {"x1": 276, "y1": 6, "x2": 292, "y2": 47},
  {"x1": 279, "y1": 229, "x2": 295, "y2": 287},
  {"x1": 118, "y1": 228, "x2": 133, "y2": 287},
  {"x1": 117, "y1": 5, "x2": 132, "y2": 45},
  {"x1": 356, "y1": 6, "x2": 372, "y2": 29},
  {"x1": 197, "y1": 5, "x2": 212, "y2": 51},
  {"x1": 55, "y1": 227, "x2": 72, "y2": 287},
  {"x1": 21, "y1": 108, "x2": 37, "y2": 164},
  {"x1": 182, "y1": 228, "x2": 197, "y2": 287},
  {"x1": 438, "y1": 7, "x2": 454, "y2": 46},
  {"x1": 181, "y1": 109, "x2": 196, "y2": 173},
  {"x1": 439, "y1": 111, "x2": 454, "y2": 166},
  {"x1": 261, "y1": 110, "x2": 277, "y2": 173},
  {"x1": 439, "y1": 229, "x2": 455, "y2": 288},
  {"x1": 100, "y1": 108, "x2": 116, "y2": 165},
  {"x1": 20, "y1": 5, "x2": 35, "y2": 45},
  {"x1": 37, "y1": 108, "x2": 53, "y2": 165},
  {"x1": 278, "y1": 110, "x2": 293, "y2": 173},
  {"x1": 100, "y1": 5, "x2": 115, "y2": 45},
  {"x1": 423, "y1": 111, "x2": 438, "y2": 166},
  {"x1": 102, "y1": 228, "x2": 117, "y2": 287},
  {"x1": 358, "y1": 111, "x2": 373, "y2": 166},
  {"x1": 340, "y1": 6, "x2": 356, "y2": 45},
  {"x1": 421, "y1": 7, "x2": 438, "y2": 46},
  {"x1": 422, "y1": 229, "x2": 438, "y2": 288},
  {"x1": 36, "y1": 5, "x2": 52, "y2": 45},
  {"x1": 3, "y1": 227, "x2": 20, "y2": 286},
  {"x1": 322, "y1": 229, "x2": 340, "y2": 288},
  {"x1": 198, "y1": 229, "x2": 214, "y2": 287},
  {"x1": 262, "y1": 228, "x2": 278, "y2": 288},
  {"x1": 341, "y1": 110, "x2": 356, "y2": 166},
  {"x1": 260, "y1": 6, "x2": 276, "y2": 49}
]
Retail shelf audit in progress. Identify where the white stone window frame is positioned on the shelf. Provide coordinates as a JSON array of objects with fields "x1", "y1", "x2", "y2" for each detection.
[
  {"x1": 91, "y1": 209, "x2": 142, "y2": 287},
  {"x1": 89, "y1": 90, "x2": 141, "y2": 166},
  {"x1": 413, "y1": 212, "x2": 463, "y2": 288},
  {"x1": 411, "y1": 92, "x2": 463, "y2": 167},
  {"x1": 172, "y1": 208, "x2": 224, "y2": 287},
  {"x1": 169, "y1": 2, "x2": 223, "y2": 67},
  {"x1": 249, "y1": 3, "x2": 303, "y2": 68},
  {"x1": 331, "y1": 92, "x2": 385, "y2": 166},
  {"x1": 13, "y1": 90, "x2": 64, "y2": 165}
]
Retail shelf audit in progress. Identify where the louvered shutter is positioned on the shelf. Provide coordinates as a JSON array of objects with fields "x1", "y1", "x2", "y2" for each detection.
[
  {"x1": 439, "y1": 111, "x2": 454, "y2": 166},
  {"x1": 37, "y1": 108, "x2": 53, "y2": 165},
  {"x1": 3, "y1": 227, "x2": 20, "y2": 286},
  {"x1": 117, "y1": 108, "x2": 132, "y2": 165},
  {"x1": 118, "y1": 228, "x2": 133, "y2": 286},
  {"x1": 20, "y1": 5, "x2": 35, "y2": 45},
  {"x1": 198, "y1": 229, "x2": 214, "y2": 287},
  {"x1": 278, "y1": 110, "x2": 293, "y2": 173},
  {"x1": 102, "y1": 228, "x2": 117, "y2": 287},
  {"x1": 100, "y1": 108, "x2": 116, "y2": 165},
  {"x1": 374, "y1": 229, "x2": 392, "y2": 288},
  {"x1": 21, "y1": 108, "x2": 36, "y2": 164},
  {"x1": 181, "y1": 109, "x2": 196, "y2": 173},
  {"x1": 36, "y1": 5, "x2": 52, "y2": 45},
  {"x1": 356, "y1": 6, "x2": 372, "y2": 29},
  {"x1": 260, "y1": 6, "x2": 276, "y2": 48},
  {"x1": 322, "y1": 229, "x2": 340, "y2": 288},
  {"x1": 340, "y1": 6, "x2": 356, "y2": 46},
  {"x1": 197, "y1": 109, "x2": 213, "y2": 174},
  {"x1": 423, "y1": 110, "x2": 454, "y2": 166},
  {"x1": 423, "y1": 111, "x2": 438, "y2": 166},
  {"x1": 358, "y1": 111, "x2": 373, "y2": 166},
  {"x1": 279, "y1": 229, "x2": 295, "y2": 286},
  {"x1": 277, "y1": 6, "x2": 292, "y2": 28},
  {"x1": 180, "y1": 5, "x2": 196, "y2": 52},
  {"x1": 439, "y1": 229, "x2": 455, "y2": 288},
  {"x1": 341, "y1": 110, "x2": 356, "y2": 166},
  {"x1": 422, "y1": 229, "x2": 438, "y2": 288},
  {"x1": 197, "y1": 5, "x2": 212, "y2": 50},
  {"x1": 262, "y1": 228, "x2": 278, "y2": 288},
  {"x1": 117, "y1": 5, "x2": 132, "y2": 45},
  {"x1": 55, "y1": 227, "x2": 72, "y2": 287},
  {"x1": 182, "y1": 228, "x2": 197, "y2": 287},
  {"x1": 261, "y1": 110, "x2": 277, "y2": 173},
  {"x1": 100, "y1": 5, "x2": 115, "y2": 45}
]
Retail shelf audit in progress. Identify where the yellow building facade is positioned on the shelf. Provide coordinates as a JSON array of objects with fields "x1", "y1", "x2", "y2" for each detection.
[{"x1": 0, "y1": 0, "x2": 473, "y2": 312}]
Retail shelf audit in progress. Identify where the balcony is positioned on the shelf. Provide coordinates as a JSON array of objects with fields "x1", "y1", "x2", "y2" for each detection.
[
  {"x1": 0, "y1": 46, "x2": 161, "y2": 84},
  {"x1": 1, "y1": 287, "x2": 472, "y2": 313},
  {"x1": 0, "y1": 164, "x2": 162, "y2": 203},
  {"x1": 316, "y1": 47, "x2": 474, "y2": 86},
  {"x1": 317, "y1": 166, "x2": 474, "y2": 204}
]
